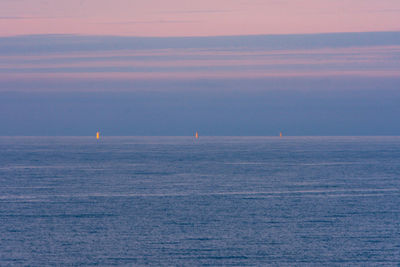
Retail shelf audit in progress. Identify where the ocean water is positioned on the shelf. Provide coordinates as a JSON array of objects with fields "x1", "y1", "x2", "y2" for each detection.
[{"x1": 0, "y1": 136, "x2": 399, "y2": 266}]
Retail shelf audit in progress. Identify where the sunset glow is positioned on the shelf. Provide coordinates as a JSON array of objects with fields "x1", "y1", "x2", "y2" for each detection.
[{"x1": 1, "y1": 0, "x2": 400, "y2": 36}]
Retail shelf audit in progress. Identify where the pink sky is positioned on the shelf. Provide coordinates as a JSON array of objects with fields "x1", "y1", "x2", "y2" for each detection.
[{"x1": 1, "y1": 0, "x2": 400, "y2": 36}]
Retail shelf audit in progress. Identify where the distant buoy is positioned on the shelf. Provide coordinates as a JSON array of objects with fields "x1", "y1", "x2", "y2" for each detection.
[
  {"x1": 280, "y1": 132, "x2": 283, "y2": 138},
  {"x1": 96, "y1": 131, "x2": 100, "y2": 140},
  {"x1": 195, "y1": 131, "x2": 199, "y2": 139}
]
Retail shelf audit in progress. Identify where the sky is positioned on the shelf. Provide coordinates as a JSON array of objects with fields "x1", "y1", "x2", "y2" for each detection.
[
  {"x1": 0, "y1": 0, "x2": 400, "y2": 36},
  {"x1": 0, "y1": 1, "x2": 399, "y2": 136}
]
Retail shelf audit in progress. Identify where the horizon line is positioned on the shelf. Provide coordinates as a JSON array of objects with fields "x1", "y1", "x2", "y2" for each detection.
[{"x1": 1, "y1": 135, "x2": 399, "y2": 138}]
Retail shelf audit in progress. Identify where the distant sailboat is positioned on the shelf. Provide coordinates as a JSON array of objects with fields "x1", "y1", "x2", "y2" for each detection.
[
  {"x1": 195, "y1": 131, "x2": 199, "y2": 139},
  {"x1": 96, "y1": 131, "x2": 100, "y2": 140}
]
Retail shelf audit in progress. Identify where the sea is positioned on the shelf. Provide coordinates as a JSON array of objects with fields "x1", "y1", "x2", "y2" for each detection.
[{"x1": 0, "y1": 136, "x2": 399, "y2": 266}]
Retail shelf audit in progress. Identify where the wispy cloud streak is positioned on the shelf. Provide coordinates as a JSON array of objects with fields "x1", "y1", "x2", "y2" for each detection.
[{"x1": 0, "y1": 32, "x2": 399, "y2": 91}]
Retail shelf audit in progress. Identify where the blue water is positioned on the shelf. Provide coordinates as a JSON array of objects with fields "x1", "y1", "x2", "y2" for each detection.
[{"x1": 0, "y1": 136, "x2": 399, "y2": 266}]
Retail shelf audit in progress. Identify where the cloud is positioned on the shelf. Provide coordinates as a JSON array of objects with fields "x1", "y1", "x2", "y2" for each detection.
[
  {"x1": 1, "y1": 32, "x2": 400, "y2": 55},
  {"x1": 0, "y1": 16, "x2": 77, "y2": 20},
  {"x1": 159, "y1": 9, "x2": 235, "y2": 14},
  {"x1": 368, "y1": 8, "x2": 400, "y2": 13},
  {"x1": 0, "y1": 31, "x2": 399, "y2": 92},
  {"x1": 96, "y1": 20, "x2": 200, "y2": 25},
  {"x1": 0, "y1": 16, "x2": 36, "y2": 20}
]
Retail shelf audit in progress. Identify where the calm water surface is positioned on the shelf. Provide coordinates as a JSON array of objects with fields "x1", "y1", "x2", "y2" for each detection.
[{"x1": 0, "y1": 136, "x2": 399, "y2": 266}]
